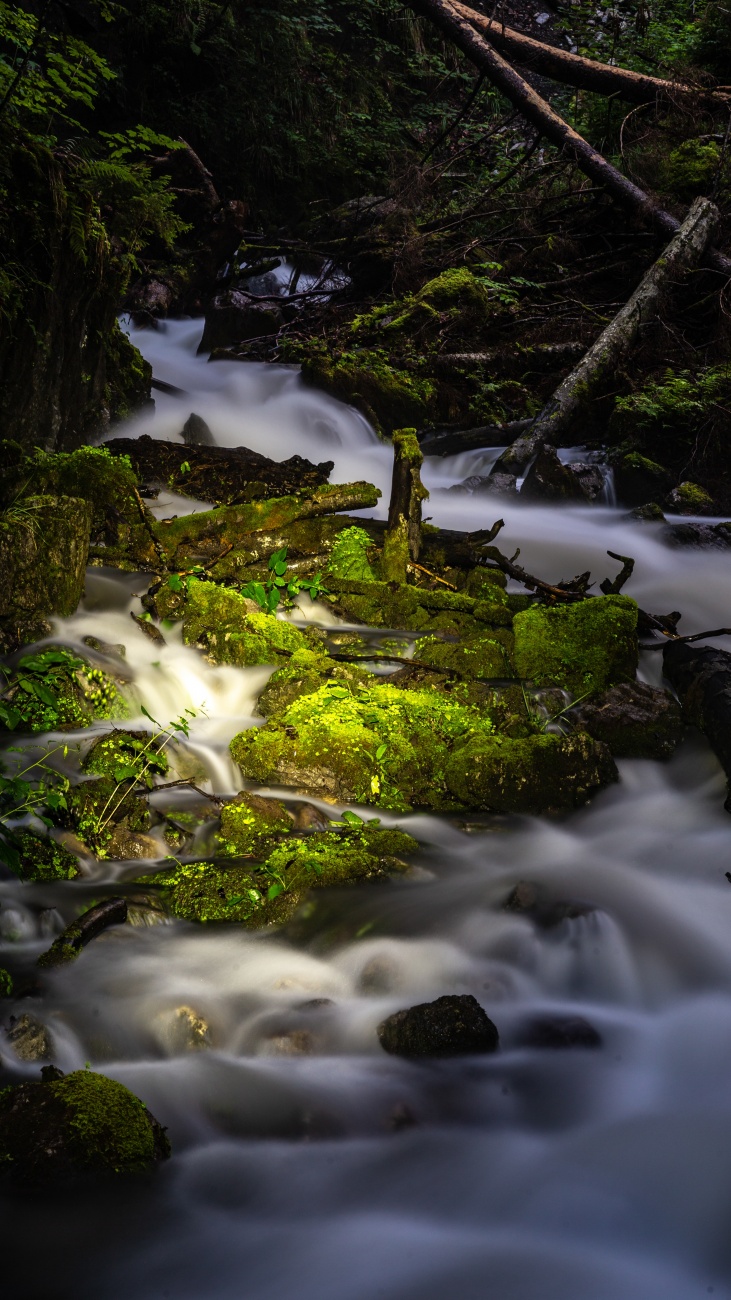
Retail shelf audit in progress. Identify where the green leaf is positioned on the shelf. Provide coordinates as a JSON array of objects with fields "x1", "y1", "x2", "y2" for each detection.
[
  {"x1": 168, "y1": 573, "x2": 183, "y2": 592},
  {"x1": 114, "y1": 764, "x2": 138, "y2": 783},
  {"x1": 375, "y1": 744, "x2": 388, "y2": 761},
  {"x1": 267, "y1": 883, "x2": 285, "y2": 900},
  {"x1": 341, "y1": 810, "x2": 363, "y2": 825}
]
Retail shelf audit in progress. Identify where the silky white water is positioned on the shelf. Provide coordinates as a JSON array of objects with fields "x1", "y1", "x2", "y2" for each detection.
[{"x1": 3, "y1": 321, "x2": 731, "y2": 1300}]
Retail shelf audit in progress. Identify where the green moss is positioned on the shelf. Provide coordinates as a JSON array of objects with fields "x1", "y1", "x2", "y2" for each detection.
[
  {"x1": 83, "y1": 729, "x2": 169, "y2": 781},
  {"x1": 328, "y1": 578, "x2": 512, "y2": 633},
  {"x1": 12, "y1": 831, "x2": 80, "y2": 882},
  {"x1": 670, "y1": 481, "x2": 714, "y2": 512},
  {"x1": 0, "y1": 969, "x2": 13, "y2": 997},
  {"x1": 256, "y1": 649, "x2": 373, "y2": 718},
  {"x1": 327, "y1": 525, "x2": 377, "y2": 581},
  {"x1": 63, "y1": 775, "x2": 149, "y2": 856},
  {"x1": 443, "y1": 730, "x2": 617, "y2": 814},
  {"x1": 104, "y1": 319, "x2": 152, "y2": 422},
  {"x1": 0, "y1": 648, "x2": 128, "y2": 733},
  {"x1": 182, "y1": 579, "x2": 315, "y2": 666},
  {"x1": 217, "y1": 792, "x2": 293, "y2": 856},
  {"x1": 660, "y1": 139, "x2": 722, "y2": 198},
  {"x1": 0, "y1": 1069, "x2": 169, "y2": 1183},
  {"x1": 513, "y1": 595, "x2": 638, "y2": 696},
  {"x1": 414, "y1": 633, "x2": 515, "y2": 680},
  {"x1": 145, "y1": 823, "x2": 418, "y2": 927},
  {"x1": 302, "y1": 349, "x2": 437, "y2": 435}
]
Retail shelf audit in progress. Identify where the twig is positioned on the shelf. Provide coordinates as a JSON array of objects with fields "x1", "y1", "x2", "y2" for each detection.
[
  {"x1": 407, "y1": 561, "x2": 458, "y2": 590},
  {"x1": 470, "y1": 520, "x2": 589, "y2": 602},
  {"x1": 641, "y1": 627, "x2": 731, "y2": 650},
  {"x1": 152, "y1": 779, "x2": 225, "y2": 803},
  {"x1": 600, "y1": 551, "x2": 635, "y2": 594}
]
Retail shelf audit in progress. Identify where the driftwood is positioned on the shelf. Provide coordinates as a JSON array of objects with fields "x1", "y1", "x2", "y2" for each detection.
[
  {"x1": 491, "y1": 197, "x2": 718, "y2": 474},
  {"x1": 37, "y1": 898, "x2": 128, "y2": 969},
  {"x1": 663, "y1": 641, "x2": 731, "y2": 811},
  {"x1": 411, "y1": 0, "x2": 731, "y2": 277},
  {"x1": 381, "y1": 430, "x2": 429, "y2": 582},
  {"x1": 453, "y1": 1, "x2": 728, "y2": 107}
]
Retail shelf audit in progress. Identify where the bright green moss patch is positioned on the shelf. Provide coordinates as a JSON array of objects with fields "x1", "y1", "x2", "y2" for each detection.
[
  {"x1": 83, "y1": 729, "x2": 169, "y2": 783},
  {"x1": 217, "y1": 791, "x2": 293, "y2": 856},
  {"x1": 0, "y1": 647, "x2": 128, "y2": 733},
  {"x1": 444, "y1": 730, "x2": 618, "y2": 813},
  {"x1": 182, "y1": 579, "x2": 315, "y2": 666},
  {"x1": 328, "y1": 578, "x2": 512, "y2": 633},
  {"x1": 145, "y1": 822, "x2": 417, "y2": 927},
  {"x1": 327, "y1": 525, "x2": 377, "y2": 581},
  {"x1": 256, "y1": 650, "x2": 374, "y2": 718},
  {"x1": 513, "y1": 596, "x2": 638, "y2": 696},
  {"x1": 12, "y1": 831, "x2": 80, "y2": 882},
  {"x1": 0, "y1": 1069, "x2": 169, "y2": 1185}
]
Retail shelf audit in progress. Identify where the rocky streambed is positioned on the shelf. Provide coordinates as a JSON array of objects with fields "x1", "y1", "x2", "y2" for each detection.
[{"x1": 3, "y1": 321, "x2": 731, "y2": 1298}]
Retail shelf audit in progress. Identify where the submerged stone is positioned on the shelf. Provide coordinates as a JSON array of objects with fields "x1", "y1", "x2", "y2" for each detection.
[
  {"x1": 0, "y1": 1069, "x2": 170, "y2": 1186},
  {"x1": 378, "y1": 994, "x2": 499, "y2": 1057},
  {"x1": 513, "y1": 595, "x2": 638, "y2": 696}
]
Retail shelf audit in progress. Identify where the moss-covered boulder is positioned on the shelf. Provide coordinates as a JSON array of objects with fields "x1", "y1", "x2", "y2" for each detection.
[
  {"x1": 328, "y1": 577, "x2": 511, "y2": 634},
  {"x1": 10, "y1": 831, "x2": 80, "y2": 882},
  {"x1": 302, "y1": 349, "x2": 437, "y2": 435},
  {"x1": 62, "y1": 775, "x2": 150, "y2": 856},
  {"x1": 256, "y1": 649, "x2": 373, "y2": 717},
  {"x1": 144, "y1": 823, "x2": 417, "y2": 927},
  {"x1": 513, "y1": 596, "x2": 638, "y2": 697},
  {"x1": 0, "y1": 1069, "x2": 169, "y2": 1186},
  {"x1": 413, "y1": 632, "x2": 514, "y2": 680},
  {"x1": 217, "y1": 791, "x2": 293, "y2": 856},
  {"x1": 0, "y1": 647, "x2": 128, "y2": 732},
  {"x1": 83, "y1": 729, "x2": 169, "y2": 782},
  {"x1": 182, "y1": 579, "x2": 316, "y2": 666},
  {"x1": 0, "y1": 495, "x2": 91, "y2": 652},
  {"x1": 444, "y1": 730, "x2": 617, "y2": 813},
  {"x1": 230, "y1": 679, "x2": 616, "y2": 813}
]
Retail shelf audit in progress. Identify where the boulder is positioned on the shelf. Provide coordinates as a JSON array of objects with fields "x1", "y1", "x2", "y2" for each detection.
[
  {"x1": 663, "y1": 521, "x2": 731, "y2": 548},
  {"x1": 613, "y1": 453, "x2": 673, "y2": 506},
  {"x1": 198, "y1": 291, "x2": 285, "y2": 353},
  {"x1": 6, "y1": 1013, "x2": 52, "y2": 1062},
  {"x1": 521, "y1": 445, "x2": 602, "y2": 502},
  {"x1": 0, "y1": 1069, "x2": 169, "y2": 1186},
  {"x1": 666, "y1": 481, "x2": 714, "y2": 514},
  {"x1": 513, "y1": 595, "x2": 638, "y2": 696},
  {"x1": 181, "y1": 412, "x2": 214, "y2": 446},
  {"x1": 571, "y1": 680, "x2": 683, "y2": 759},
  {"x1": 0, "y1": 495, "x2": 91, "y2": 651},
  {"x1": 502, "y1": 880, "x2": 594, "y2": 928},
  {"x1": 377, "y1": 994, "x2": 499, "y2": 1057}
]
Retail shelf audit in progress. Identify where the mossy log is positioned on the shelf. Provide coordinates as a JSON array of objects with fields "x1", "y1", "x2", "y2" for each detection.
[
  {"x1": 381, "y1": 429, "x2": 429, "y2": 582},
  {"x1": 492, "y1": 198, "x2": 719, "y2": 473}
]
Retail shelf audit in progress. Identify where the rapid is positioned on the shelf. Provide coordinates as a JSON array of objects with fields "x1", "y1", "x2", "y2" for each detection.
[{"x1": 4, "y1": 318, "x2": 731, "y2": 1300}]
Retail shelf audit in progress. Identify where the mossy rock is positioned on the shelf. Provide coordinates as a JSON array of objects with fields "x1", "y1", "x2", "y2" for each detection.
[
  {"x1": 612, "y1": 453, "x2": 673, "y2": 507},
  {"x1": 83, "y1": 729, "x2": 169, "y2": 781},
  {"x1": 513, "y1": 596, "x2": 638, "y2": 696},
  {"x1": 104, "y1": 319, "x2": 153, "y2": 422},
  {"x1": 326, "y1": 525, "x2": 377, "y2": 581},
  {"x1": 256, "y1": 649, "x2": 374, "y2": 718},
  {"x1": 667, "y1": 481, "x2": 714, "y2": 514},
  {"x1": 182, "y1": 579, "x2": 316, "y2": 666},
  {"x1": 10, "y1": 831, "x2": 80, "y2": 882},
  {"x1": 660, "y1": 138, "x2": 722, "y2": 199},
  {"x1": 145, "y1": 823, "x2": 417, "y2": 927},
  {"x1": 0, "y1": 496, "x2": 92, "y2": 652},
  {"x1": 0, "y1": 647, "x2": 128, "y2": 733},
  {"x1": 414, "y1": 633, "x2": 515, "y2": 680},
  {"x1": 0, "y1": 1070, "x2": 169, "y2": 1186},
  {"x1": 302, "y1": 349, "x2": 437, "y2": 435},
  {"x1": 63, "y1": 776, "x2": 149, "y2": 856},
  {"x1": 217, "y1": 792, "x2": 294, "y2": 856},
  {"x1": 328, "y1": 578, "x2": 511, "y2": 633},
  {"x1": 444, "y1": 730, "x2": 617, "y2": 814},
  {"x1": 0, "y1": 969, "x2": 13, "y2": 997}
]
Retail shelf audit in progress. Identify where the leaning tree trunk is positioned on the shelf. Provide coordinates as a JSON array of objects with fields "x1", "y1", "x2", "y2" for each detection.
[
  {"x1": 381, "y1": 429, "x2": 429, "y2": 583},
  {"x1": 663, "y1": 641, "x2": 731, "y2": 812},
  {"x1": 490, "y1": 197, "x2": 718, "y2": 474},
  {"x1": 453, "y1": 0, "x2": 727, "y2": 107},
  {"x1": 410, "y1": 0, "x2": 731, "y2": 277}
]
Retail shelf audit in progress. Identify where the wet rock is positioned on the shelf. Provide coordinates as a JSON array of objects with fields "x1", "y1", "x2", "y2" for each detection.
[
  {"x1": 571, "y1": 680, "x2": 683, "y2": 759},
  {"x1": 0, "y1": 494, "x2": 91, "y2": 652},
  {"x1": 183, "y1": 581, "x2": 316, "y2": 666},
  {"x1": 83, "y1": 635, "x2": 127, "y2": 658},
  {"x1": 447, "y1": 472, "x2": 517, "y2": 496},
  {"x1": 517, "y1": 1014, "x2": 602, "y2": 1049},
  {"x1": 289, "y1": 802, "x2": 331, "y2": 833},
  {"x1": 666, "y1": 481, "x2": 714, "y2": 514},
  {"x1": 663, "y1": 641, "x2": 731, "y2": 810},
  {"x1": 628, "y1": 502, "x2": 666, "y2": 522},
  {"x1": 6, "y1": 1012, "x2": 52, "y2": 1061},
  {"x1": 377, "y1": 994, "x2": 499, "y2": 1058},
  {"x1": 521, "y1": 446, "x2": 603, "y2": 502},
  {"x1": 153, "y1": 1005, "x2": 212, "y2": 1053},
  {"x1": 127, "y1": 277, "x2": 175, "y2": 319},
  {"x1": 11, "y1": 831, "x2": 81, "y2": 882},
  {"x1": 106, "y1": 827, "x2": 161, "y2": 860},
  {"x1": 0, "y1": 1069, "x2": 170, "y2": 1186},
  {"x1": 217, "y1": 791, "x2": 294, "y2": 856},
  {"x1": 513, "y1": 594, "x2": 638, "y2": 696},
  {"x1": 613, "y1": 453, "x2": 673, "y2": 506},
  {"x1": 198, "y1": 291, "x2": 285, "y2": 353},
  {"x1": 663, "y1": 521, "x2": 731, "y2": 548},
  {"x1": 181, "y1": 412, "x2": 214, "y2": 446},
  {"x1": 105, "y1": 433, "x2": 333, "y2": 506},
  {"x1": 260, "y1": 1029, "x2": 317, "y2": 1056},
  {"x1": 131, "y1": 611, "x2": 166, "y2": 643},
  {"x1": 503, "y1": 880, "x2": 594, "y2": 928}
]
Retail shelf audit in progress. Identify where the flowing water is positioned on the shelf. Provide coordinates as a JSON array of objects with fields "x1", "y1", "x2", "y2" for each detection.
[{"x1": 4, "y1": 320, "x2": 731, "y2": 1300}]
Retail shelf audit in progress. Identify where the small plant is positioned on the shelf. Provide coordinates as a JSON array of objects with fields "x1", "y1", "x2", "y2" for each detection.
[
  {"x1": 167, "y1": 564, "x2": 205, "y2": 594},
  {"x1": 241, "y1": 547, "x2": 328, "y2": 615},
  {"x1": 0, "y1": 745, "x2": 71, "y2": 873},
  {"x1": 86, "y1": 705, "x2": 198, "y2": 844},
  {"x1": 0, "y1": 648, "x2": 121, "y2": 732},
  {"x1": 327, "y1": 526, "x2": 376, "y2": 581}
]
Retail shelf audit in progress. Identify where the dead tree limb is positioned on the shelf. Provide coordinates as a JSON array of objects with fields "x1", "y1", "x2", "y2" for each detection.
[
  {"x1": 381, "y1": 430, "x2": 429, "y2": 583},
  {"x1": 452, "y1": 0, "x2": 728, "y2": 107},
  {"x1": 471, "y1": 519, "x2": 590, "y2": 601},
  {"x1": 410, "y1": 0, "x2": 731, "y2": 278},
  {"x1": 491, "y1": 197, "x2": 718, "y2": 473}
]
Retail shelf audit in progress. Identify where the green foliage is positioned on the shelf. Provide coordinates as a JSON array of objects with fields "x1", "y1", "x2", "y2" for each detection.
[
  {"x1": 0, "y1": 648, "x2": 123, "y2": 732},
  {"x1": 0, "y1": 744, "x2": 71, "y2": 874},
  {"x1": 612, "y1": 367, "x2": 731, "y2": 447},
  {"x1": 327, "y1": 526, "x2": 377, "y2": 582},
  {"x1": 241, "y1": 547, "x2": 328, "y2": 615}
]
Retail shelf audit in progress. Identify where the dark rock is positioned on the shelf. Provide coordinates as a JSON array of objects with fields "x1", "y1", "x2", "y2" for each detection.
[
  {"x1": 571, "y1": 680, "x2": 683, "y2": 759},
  {"x1": 666, "y1": 481, "x2": 715, "y2": 515},
  {"x1": 6, "y1": 1013, "x2": 52, "y2": 1062},
  {"x1": 613, "y1": 453, "x2": 673, "y2": 506},
  {"x1": 520, "y1": 445, "x2": 602, "y2": 502},
  {"x1": 663, "y1": 521, "x2": 731, "y2": 548},
  {"x1": 377, "y1": 993, "x2": 499, "y2": 1058},
  {"x1": 663, "y1": 641, "x2": 731, "y2": 811},
  {"x1": 0, "y1": 1069, "x2": 170, "y2": 1186},
  {"x1": 0, "y1": 494, "x2": 91, "y2": 652},
  {"x1": 182, "y1": 412, "x2": 214, "y2": 447},
  {"x1": 131, "y1": 611, "x2": 166, "y2": 644},
  {"x1": 628, "y1": 502, "x2": 666, "y2": 522},
  {"x1": 503, "y1": 880, "x2": 594, "y2": 929},
  {"x1": 198, "y1": 291, "x2": 285, "y2": 353},
  {"x1": 127, "y1": 277, "x2": 175, "y2": 319},
  {"x1": 517, "y1": 1014, "x2": 602, "y2": 1049},
  {"x1": 447, "y1": 472, "x2": 517, "y2": 496},
  {"x1": 104, "y1": 434, "x2": 333, "y2": 506}
]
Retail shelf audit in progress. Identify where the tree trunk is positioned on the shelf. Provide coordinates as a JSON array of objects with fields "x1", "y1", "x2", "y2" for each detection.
[
  {"x1": 491, "y1": 197, "x2": 718, "y2": 474},
  {"x1": 410, "y1": 0, "x2": 731, "y2": 277},
  {"x1": 662, "y1": 641, "x2": 731, "y2": 812},
  {"x1": 381, "y1": 429, "x2": 429, "y2": 583},
  {"x1": 489, "y1": 196, "x2": 717, "y2": 473},
  {"x1": 452, "y1": 0, "x2": 726, "y2": 107}
]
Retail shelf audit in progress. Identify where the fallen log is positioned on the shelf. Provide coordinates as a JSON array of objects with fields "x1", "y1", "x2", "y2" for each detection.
[
  {"x1": 410, "y1": 0, "x2": 731, "y2": 276},
  {"x1": 381, "y1": 429, "x2": 429, "y2": 582},
  {"x1": 491, "y1": 197, "x2": 718, "y2": 474},
  {"x1": 37, "y1": 898, "x2": 128, "y2": 968},
  {"x1": 662, "y1": 641, "x2": 731, "y2": 811},
  {"x1": 453, "y1": 0, "x2": 727, "y2": 107}
]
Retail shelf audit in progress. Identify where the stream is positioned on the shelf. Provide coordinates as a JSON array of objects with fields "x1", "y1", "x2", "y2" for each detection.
[{"x1": 5, "y1": 319, "x2": 731, "y2": 1300}]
